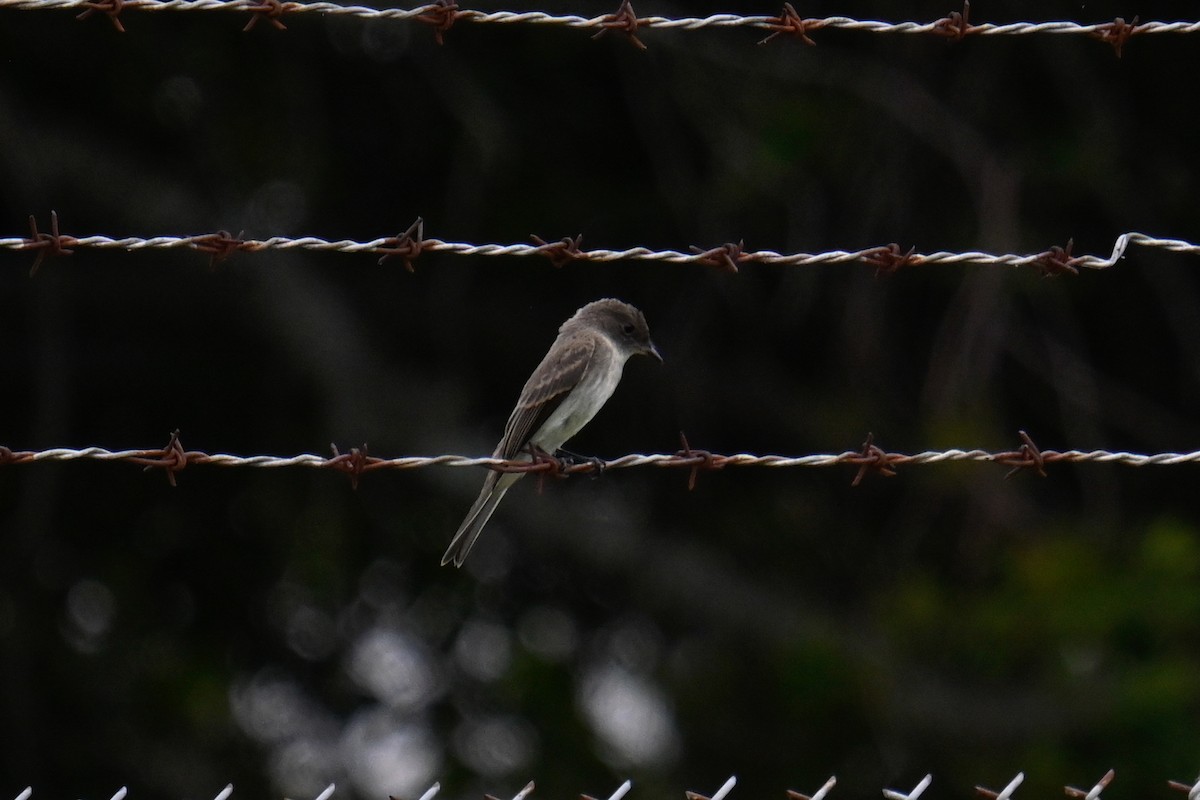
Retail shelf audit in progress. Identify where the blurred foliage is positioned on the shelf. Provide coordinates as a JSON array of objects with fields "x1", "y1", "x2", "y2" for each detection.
[{"x1": 2, "y1": 0, "x2": 1200, "y2": 798}]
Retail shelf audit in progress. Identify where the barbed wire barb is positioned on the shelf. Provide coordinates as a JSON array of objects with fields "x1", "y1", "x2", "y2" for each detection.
[
  {"x1": 391, "y1": 784, "x2": 441, "y2": 800},
  {"x1": 931, "y1": 2, "x2": 978, "y2": 40},
  {"x1": 486, "y1": 782, "x2": 535, "y2": 800},
  {"x1": 788, "y1": 776, "x2": 837, "y2": 800},
  {"x1": 1167, "y1": 775, "x2": 1200, "y2": 800},
  {"x1": 75, "y1": 0, "x2": 126, "y2": 30},
  {"x1": 581, "y1": 781, "x2": 632, "y2": 800},
  {"x1": 884, "y1": 776, "x2": 932, "y2": 800},
  {"x1": 758, "y1": 2, "x2": 821, "y2": 46},
  {"x1": 1065, "y1": 771, "x2": 1115, "y2": 800},
  {"x1": 850, "y1": 432, "x2": 898, "y2": 485},
  {"x1": 23, "y1": 210, "x2": 76, "y2": 276},
  {"x1": 413, "y1": 0, "x2": 459, "y2": 43},
  {"x1": 977, "y1": 773, "x2": 1024, "y2": 800},
  {"x1": 242, "y1": 0, "x2": 290, "y2": 31},
  {"x1": 591, "y1": 0, "x2": 647, "y2": 49},
  {"x1": 376, "y1": 217, "x2": 426, "y2": 271},
  {"x1": 687, "y1": 776, "x2": 738, "y2": 800}
]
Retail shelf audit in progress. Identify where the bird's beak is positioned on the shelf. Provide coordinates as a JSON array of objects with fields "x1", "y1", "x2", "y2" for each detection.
[{"x1": 646, "y1": 341, "x2": 663, "y2": 363}]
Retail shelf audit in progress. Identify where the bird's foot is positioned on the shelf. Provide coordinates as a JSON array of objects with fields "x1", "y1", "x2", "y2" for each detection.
[
  {"x1": 525, "y1": 445, "x2": 568, "y2": 493},
  {"x1": 554, "y1": 447, "x2": 606, "y2": 478}
]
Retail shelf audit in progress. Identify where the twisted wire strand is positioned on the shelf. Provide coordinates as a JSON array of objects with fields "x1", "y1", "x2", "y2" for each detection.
[
  {"x1": 5, "y1": 442, "x2": 1200, "y2": 474},
  {"x1": 1, "y1": 0, "x2": 1197, "y2": 40},
  {"x1": 2, "y1": 230, "x2": 1197, "y2": 271}
]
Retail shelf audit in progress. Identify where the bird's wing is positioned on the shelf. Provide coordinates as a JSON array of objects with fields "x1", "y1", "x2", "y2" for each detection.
[{"x1": 494, "y1": 331, "x2": 596, "y2": 459}]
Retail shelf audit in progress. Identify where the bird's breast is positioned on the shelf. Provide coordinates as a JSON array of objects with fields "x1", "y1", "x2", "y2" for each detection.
[{"x1": 528, "y1": 353, "x2": 625, "y2": 453}]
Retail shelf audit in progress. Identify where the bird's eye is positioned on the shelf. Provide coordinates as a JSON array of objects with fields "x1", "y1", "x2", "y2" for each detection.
[{"x1": 622, "y1": 323, "x2": 636, "y2": 335}]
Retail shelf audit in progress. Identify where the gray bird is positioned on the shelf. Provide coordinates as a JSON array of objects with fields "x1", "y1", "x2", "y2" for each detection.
[{"x1": 442, "y1": 298, "x2": 662, "y2": 567}]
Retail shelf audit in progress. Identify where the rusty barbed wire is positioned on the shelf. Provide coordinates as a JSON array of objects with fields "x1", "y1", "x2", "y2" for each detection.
[
  {"x1": 0, "y1": 0, "x2": 1195, "y2": 52},
  {"x1": 5, "y1": 430, "x2": 1200, "y2": 488},
  {"x1": 15, "y1": 771, "x2": 1200, "y2": 800},
  {"x1": 4, "y1": 218, "x2": 1199, "y2": 275}
]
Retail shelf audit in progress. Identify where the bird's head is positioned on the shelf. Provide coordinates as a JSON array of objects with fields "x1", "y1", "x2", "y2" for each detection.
[{"x1": 577, "y1": 298, "x2": 662, "y2": 363}]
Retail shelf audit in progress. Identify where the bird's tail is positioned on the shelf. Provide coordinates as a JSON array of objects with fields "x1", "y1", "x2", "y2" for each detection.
[{"x1": 441, "y1": 473, "x2": 517, "y2": 567}]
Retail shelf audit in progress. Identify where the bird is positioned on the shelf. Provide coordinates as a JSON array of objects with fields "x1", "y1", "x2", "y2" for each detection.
[{"x1": 442, "y1": 298, "x2": 662, "y2": 567}]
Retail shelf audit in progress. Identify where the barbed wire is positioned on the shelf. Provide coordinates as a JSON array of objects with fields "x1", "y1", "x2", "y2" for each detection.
[
  {"x1": 4, "y1": 430, "x2": 1200, "y2": 489},
  {"x1": 5, "y1": 214, "x2": 1199, "y2": 276},
  {"x1": 0, "y1": 0, "x2": 1187, "y2": 54},
  {"x1": 10, "y1": 769, "x2": 1200, "y2": 800}
]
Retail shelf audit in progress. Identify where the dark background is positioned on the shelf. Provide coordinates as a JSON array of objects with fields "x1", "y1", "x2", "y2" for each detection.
[{"x1": 2, "y1": 1, "x2": 1200, "y2": 798}]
